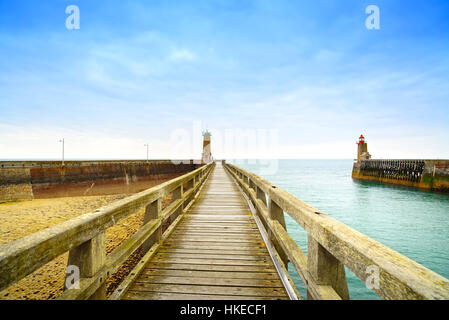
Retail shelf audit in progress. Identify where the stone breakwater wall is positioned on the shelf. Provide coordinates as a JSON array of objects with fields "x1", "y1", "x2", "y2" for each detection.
[
  {"x1": 352, "y1": 159, "x2": 449, "y2": 193},
  {"x1": 0, "y1": 160, "x2": 202, "y2": 200}
]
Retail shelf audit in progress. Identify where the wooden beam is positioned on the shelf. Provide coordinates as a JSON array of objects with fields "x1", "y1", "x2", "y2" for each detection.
[
  {"x1": 65, "y1": 232, "x2": 106, "y2": 299},
  {"x1": 143, "y1": 198, "x2": 162, "y2": 254},
  {"x1": 268, "y1": 198, "x2": 289, "y2": 268},
  {"x1": 307, "y1": 235, "x2": 349, "y2": 300}
]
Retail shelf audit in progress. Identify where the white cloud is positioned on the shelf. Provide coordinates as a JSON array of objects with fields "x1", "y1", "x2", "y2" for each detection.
[{"x1": 169, "y1": 49, "x2": 196, "y2": 62}]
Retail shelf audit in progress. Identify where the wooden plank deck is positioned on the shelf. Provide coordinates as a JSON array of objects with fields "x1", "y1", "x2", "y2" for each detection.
[{"x1": 123, "y1": 162, "x2": 290, "y2": 300}]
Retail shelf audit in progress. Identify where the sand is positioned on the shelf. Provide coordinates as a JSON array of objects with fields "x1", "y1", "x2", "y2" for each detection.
[{"x1": 0, "y1": 181, "x2": 174, "y2": 300}]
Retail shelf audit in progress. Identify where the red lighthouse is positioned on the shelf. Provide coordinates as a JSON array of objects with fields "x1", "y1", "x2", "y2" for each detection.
[
  {"x1": 358, "y1": 134, "x2": 365, "y2": 144},
  {"x1": 356, "y1": 134, "x2": 371, "y2": 160}
]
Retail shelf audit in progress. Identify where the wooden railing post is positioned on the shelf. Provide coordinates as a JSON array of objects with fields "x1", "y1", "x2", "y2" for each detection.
[
  {"x1": 307, "y1": 235, "x2": 349, "y2": 300},
  {"x1": 256, "y1": 186, "x2": 266, "y2": 206},
  {"x1": 66, "y1": 232, "x2": 106, "y2": 299},
  {"x1": 186, "y1": 178, "x2": 194, "y2": 205},
  {"x1": 143, "y1": 198, "x2": 162, "y2": 253},
  {"x1": 268, "y1": 198, "x2": 289, "y2": 268},
  {"x1": 173, "y1": 184, "x2": 183, "y2": 219},
  {"x1": 187, "y1": 178, "x2": 193, "y2": 190},
  {"x1": 254, "y1": 186, "x2": 268, "y2": 230},
  {"x1": 249, "y1": 179, "x2": 255, "y2": 191}
]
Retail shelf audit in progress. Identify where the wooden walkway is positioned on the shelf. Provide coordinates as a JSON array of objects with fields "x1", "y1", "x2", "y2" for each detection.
[
  {"x1": 123, "y1": 162, "x2": 289, "y2": 300},
  {"x1": 3, "y1": 161, "x2": 449, "y2": 300}
]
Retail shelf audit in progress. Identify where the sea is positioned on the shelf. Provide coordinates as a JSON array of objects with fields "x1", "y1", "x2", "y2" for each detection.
[{"x1": 231, "y1": 159, "x2": 449, "y2": 300}]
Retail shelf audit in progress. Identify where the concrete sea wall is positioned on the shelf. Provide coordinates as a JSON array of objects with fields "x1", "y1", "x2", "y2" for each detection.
[
  {"x1": 352, "y1": 159, "x2": 449, "y2": 193},
  {"x1": 0, "y1": 160, "x2": 202, "y2": 200}
]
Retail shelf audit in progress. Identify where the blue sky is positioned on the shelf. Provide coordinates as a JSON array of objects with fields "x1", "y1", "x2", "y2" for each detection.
[{"x1": 1, "y1": 0, "x2": 449, "y2": 159}]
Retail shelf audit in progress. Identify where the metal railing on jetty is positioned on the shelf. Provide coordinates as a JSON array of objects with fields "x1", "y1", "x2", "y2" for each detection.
[{"x1": 356, "y1": 159, "x2": 425, "y2": 182}]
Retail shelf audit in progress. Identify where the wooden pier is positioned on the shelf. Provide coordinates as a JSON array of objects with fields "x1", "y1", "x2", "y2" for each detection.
[
  {"x1": 1, "y1": 161, "x2": 449, "y2": 300},
  {"x1": 122, "y1": 163, "x2": 289, "y2": 300}
]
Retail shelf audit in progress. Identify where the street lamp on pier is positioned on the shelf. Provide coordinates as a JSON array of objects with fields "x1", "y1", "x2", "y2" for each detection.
[
  {"x1": 144, "y1": 143, "x2": 149, "y2": 163},
  {"x1": 59, "y1": 138, "x2": 65, "y2": 167}
]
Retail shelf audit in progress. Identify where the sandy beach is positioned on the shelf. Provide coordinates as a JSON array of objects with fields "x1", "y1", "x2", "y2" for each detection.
[{"x1": 0, "y1": 180, "x2": 173, "y2": 300}]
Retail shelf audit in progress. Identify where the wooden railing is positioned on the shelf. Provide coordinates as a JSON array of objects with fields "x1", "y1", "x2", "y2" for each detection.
[
  {"x1": 0, "y1": 162, "x2": 214, "y2": 299},
  {"x1": 224, "y1": 162, "x2": 449, "y2": 300}
]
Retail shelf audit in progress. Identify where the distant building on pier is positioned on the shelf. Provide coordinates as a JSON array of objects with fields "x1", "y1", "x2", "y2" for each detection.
[
  {"x1": 356, "y1": 134, "x2": 371, "y2": 160},
  {"x1": 202, "y1": 130, "x2": 212, "y2": 163}
]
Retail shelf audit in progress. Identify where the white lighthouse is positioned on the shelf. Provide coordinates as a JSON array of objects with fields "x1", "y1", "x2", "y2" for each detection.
[{"x1": 202, "y1": 130, "x2": 212, "y2": 164}]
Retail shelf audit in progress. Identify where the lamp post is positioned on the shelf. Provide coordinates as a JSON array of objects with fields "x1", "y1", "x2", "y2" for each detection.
[
  {"x1": 144, "y1": 143, "x2": 149, "y2": 162},
  {"x1": 59, "y1": 138, "x2": 65, "y2": 167}
]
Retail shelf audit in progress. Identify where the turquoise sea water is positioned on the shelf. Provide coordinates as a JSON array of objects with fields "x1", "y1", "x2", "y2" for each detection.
[{"x1": 233, "y1": 159, "x2": 449, "y2": 300}]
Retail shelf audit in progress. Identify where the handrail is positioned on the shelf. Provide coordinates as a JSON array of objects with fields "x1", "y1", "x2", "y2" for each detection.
[
  {"x1": 224, "y1": 162, "x2": 449, "y2": 300},
  {"x1": 0, "y1": 162, "x2": 215, "y2": 299}
]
